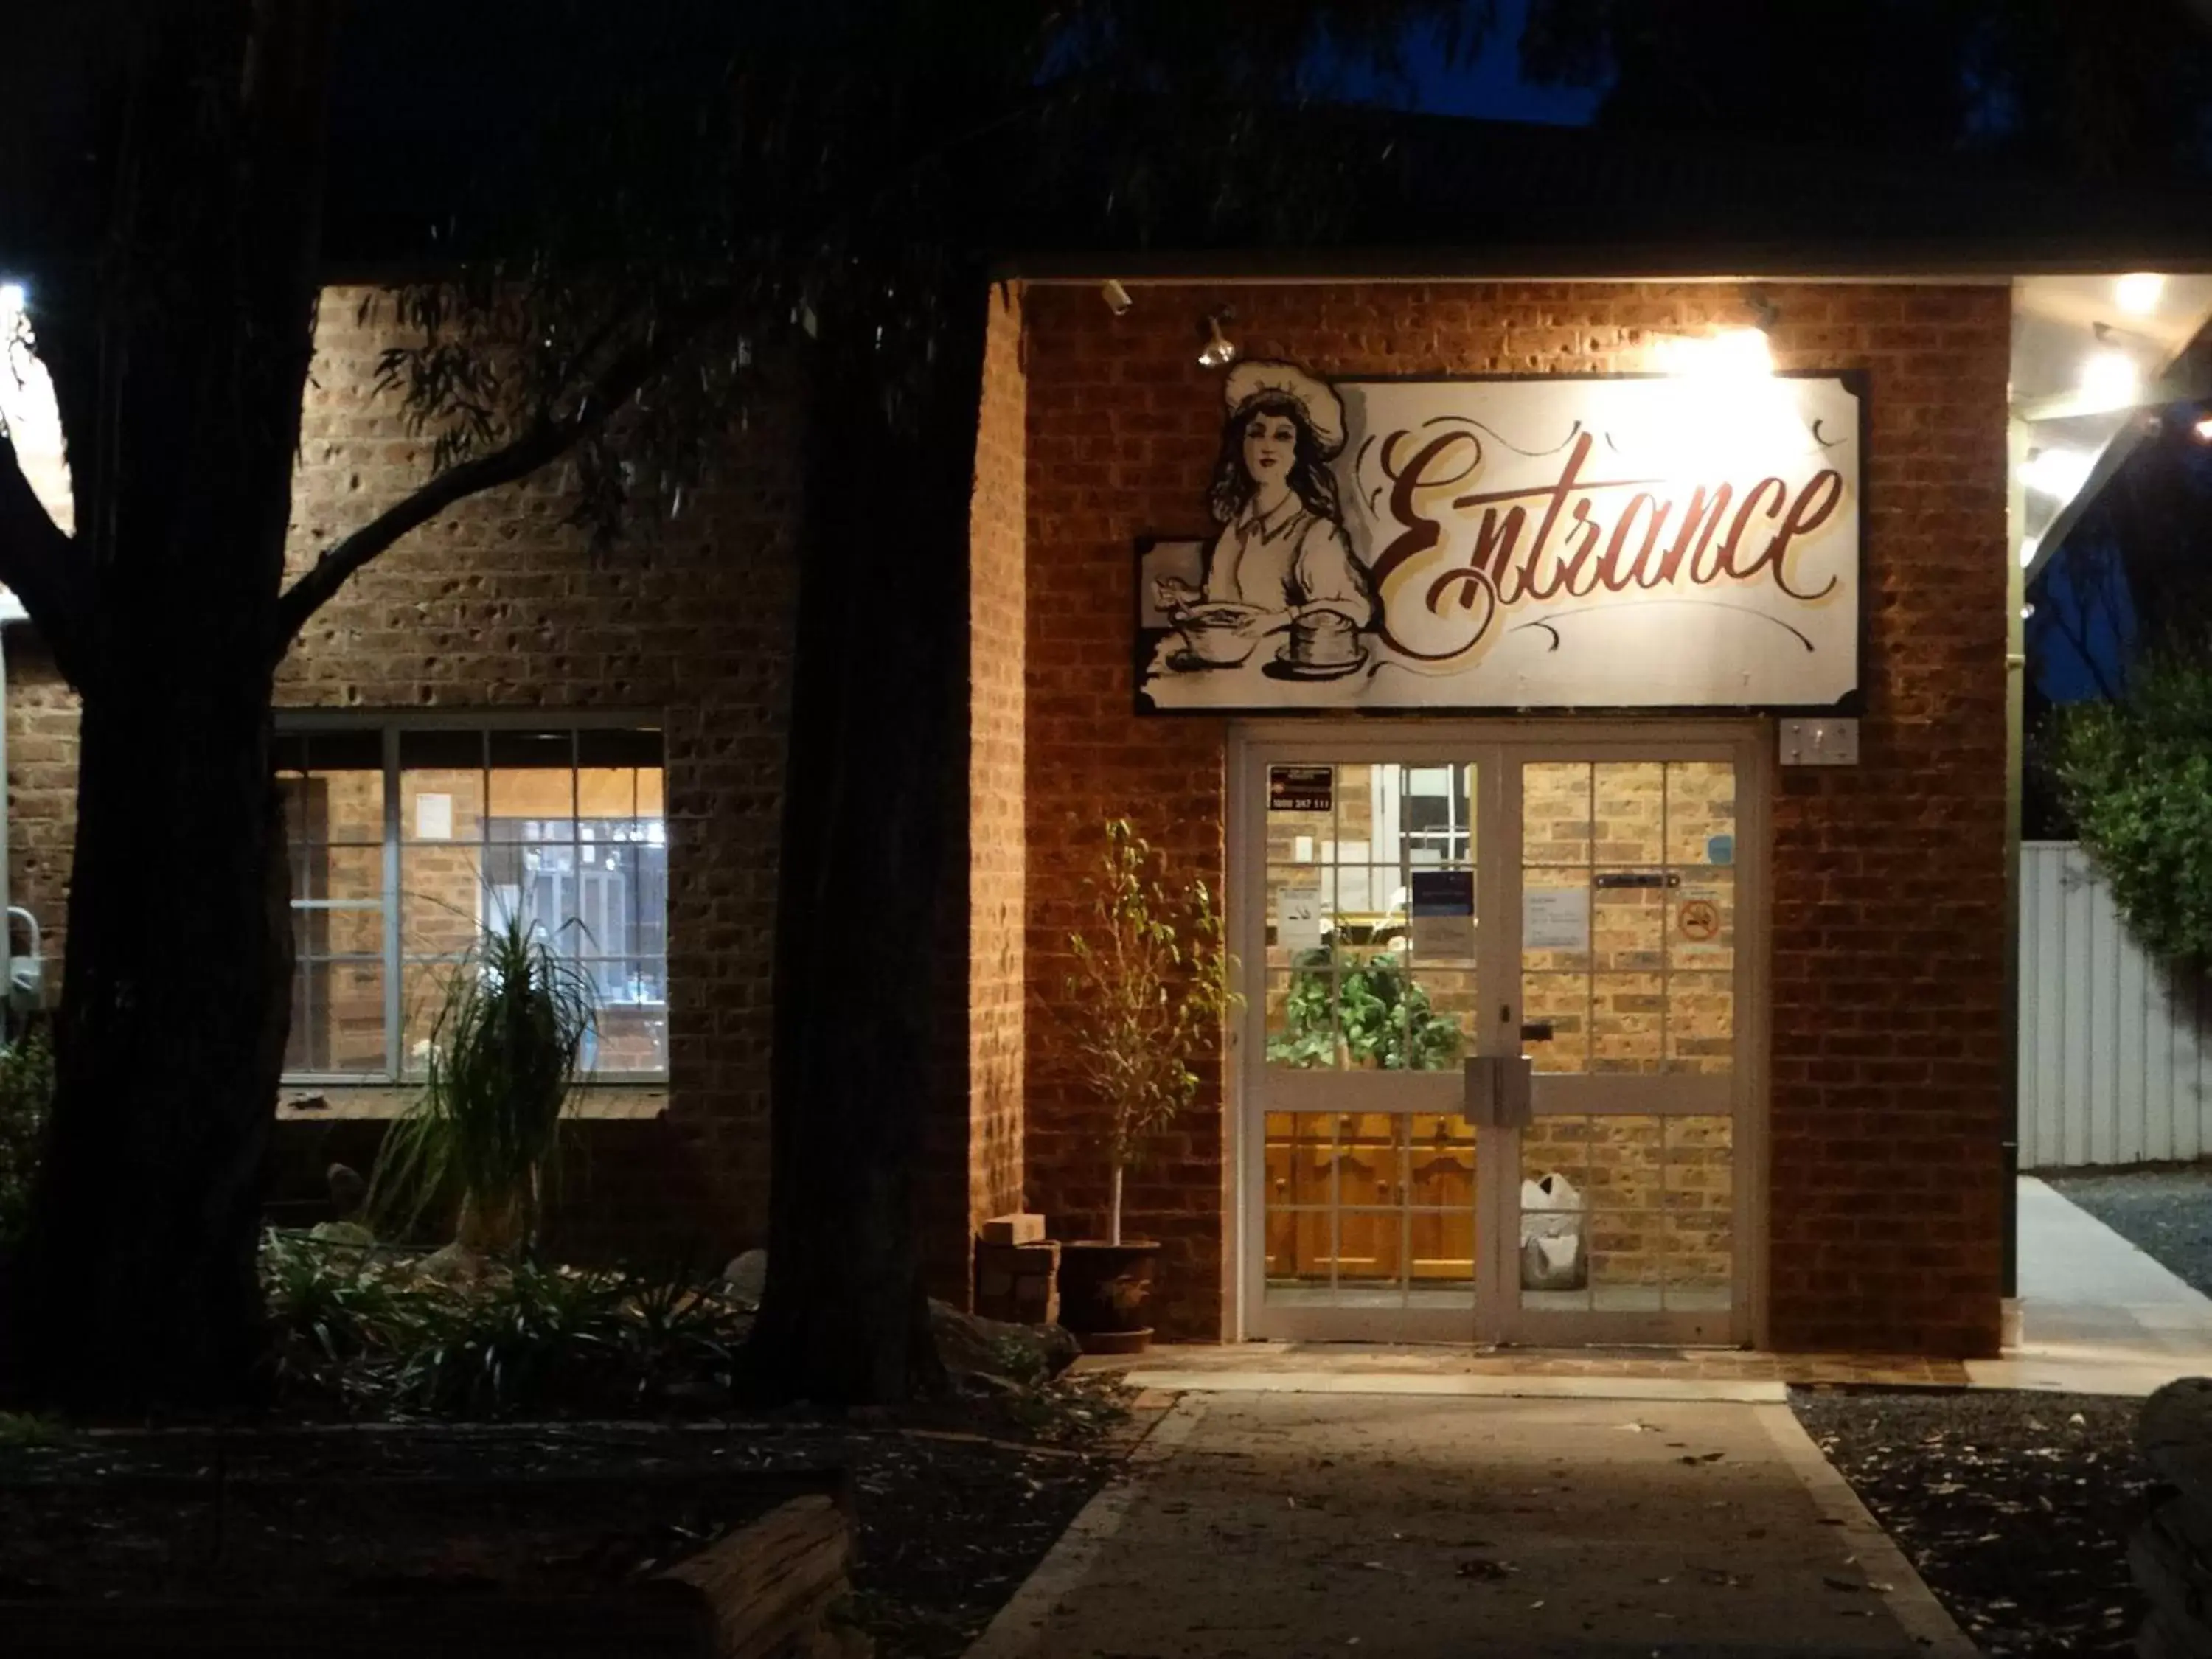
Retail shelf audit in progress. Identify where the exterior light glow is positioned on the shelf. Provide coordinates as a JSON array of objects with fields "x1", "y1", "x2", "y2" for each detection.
[
  {"x1": 2020, "y1": 447, "x2": 2096, "y2": 501},
  {"x1": 2022, "y1": 603, "x2": 2037, "y2": 620},
  {"x1": 2019, "y1": 535, "x2": 2039, "y2": 568},
  {"x1": 2116, "y1": 272, "x2": 2166, "y2": 315},
  {"x1": 2194, "y1": 413, "x2": 2212, "y2": 443},
  {"x1": 1653, "y1": 327, "x2": 1773, "y2": 378},
  {"x1": 2080, "y1": 348, "x2": 2140, "y2": 410},
  {"x1": 0, "y1": 284, "x2": 22, "y2": 316}
]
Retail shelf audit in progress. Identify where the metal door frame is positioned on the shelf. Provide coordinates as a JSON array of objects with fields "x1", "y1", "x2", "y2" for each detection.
[{"x1": 1225, "y1": 720, "x2": 1770, "y2": 1348}]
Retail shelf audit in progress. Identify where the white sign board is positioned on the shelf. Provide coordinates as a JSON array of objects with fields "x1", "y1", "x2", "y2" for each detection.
[
  {"x1": 1276, "y1": 877, "x2": 1323, "y2": 954},
  {"x1": 1137, "y1": 365, "x2": 1862, "y2": 713},
  {"x1": 1523, "y1": 886, "x2": 1590, "y2": 952}
]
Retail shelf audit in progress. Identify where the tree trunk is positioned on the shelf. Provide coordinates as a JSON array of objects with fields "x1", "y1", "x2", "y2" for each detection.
[
  {"x1": 6, "y1": 674, "x2": 293, "y2": 1411},
  {"x1": 745, "y1": 281, "x2": 990, "y2": 1406},
  {"x1": 0, "y1": 2, "x2": 336, "y2": 1413},
  {"x1": 1108, "y1": 1165, "x2": 1124, "y2": 1248}
]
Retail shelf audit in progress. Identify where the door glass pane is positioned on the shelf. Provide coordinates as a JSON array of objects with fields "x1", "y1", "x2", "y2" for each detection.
[
  {"x1": 1261, "y1": 1109, "x2": 1478, "y2": 1311},
  {"x1": 1263, "y1": 761, "x2": 1475, "y2": 1072},
  {"x1": 1520, "y1": 759, "x2": 1738, "y2": 1077},
  {"x1": 1517, "y1": 1113, "x2": 1734, "y2": 1314}
]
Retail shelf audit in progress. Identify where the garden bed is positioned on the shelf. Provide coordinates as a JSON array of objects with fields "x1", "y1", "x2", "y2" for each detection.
[
  {"x1": 0, "y1": 1396, "x2": 1134, "y2": 1658},
  {"x1": 1794, "y1": 1388, "x2": 2165, "y2": 1658}
]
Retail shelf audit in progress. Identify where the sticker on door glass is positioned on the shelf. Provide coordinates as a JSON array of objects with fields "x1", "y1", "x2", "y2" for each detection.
[
  {"x1": 1706, "y1": 833, "x2": 1735, "y2": 866},
  {"x1": 1522, "y1": 886, "x2": 1590, "y2": 951},
  {"x1": 1677, "y1": 898, "x2": 1721, "y2": 942},
  {"x1": 1276, "y1": 876, "x2": 1324, "y2": 953},
  {"x1": 1407, "y1": 869, "x2": 1474, "y2": 958},
  {"x1": 1676, "y1": 888, "x2": 1728, "y2": 953},
  {"x1": 1268, "y1": 765, "x2": 1332, "y2": 813}
]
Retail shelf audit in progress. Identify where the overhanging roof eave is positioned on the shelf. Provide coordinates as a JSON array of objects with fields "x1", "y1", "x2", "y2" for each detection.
[{"x1": 998, "y1": 240, "x2": 2212, "y2": 286}]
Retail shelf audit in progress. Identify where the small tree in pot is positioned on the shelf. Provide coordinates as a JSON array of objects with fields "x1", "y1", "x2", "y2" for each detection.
[{"x1": 1057, "y1": 819, "x2": 1236, "y2": 1352}]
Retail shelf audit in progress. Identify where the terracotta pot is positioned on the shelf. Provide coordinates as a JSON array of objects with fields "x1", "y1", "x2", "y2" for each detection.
[{"x1": 1057, "y1": 1240, "x2": 1161, "y2": 1354}]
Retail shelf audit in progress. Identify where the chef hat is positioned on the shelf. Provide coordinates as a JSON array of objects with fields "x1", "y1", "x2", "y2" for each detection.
[{"x1": 1224, "y1": 360, "x2": 1346, "y2": 458}]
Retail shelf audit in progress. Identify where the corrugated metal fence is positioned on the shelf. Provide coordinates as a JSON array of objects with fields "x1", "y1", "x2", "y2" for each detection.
[{"x1": 2018, "y1": 841, "x2": 2212, "y2": 1169}]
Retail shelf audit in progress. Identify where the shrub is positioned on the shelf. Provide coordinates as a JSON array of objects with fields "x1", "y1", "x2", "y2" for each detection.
[
  {"x1": 369, "y1": 912, "x2": 596, "y2": 1255},
  {"x1": 260, "y1": 1229, "x2": 746, "y2": 1418},
  {"x1": 2053, "y1": 652, "x2": 2212, "y2": 967},
  {"x1": 0, "y1": 1032, "x2": 54, "y2": 1249}
]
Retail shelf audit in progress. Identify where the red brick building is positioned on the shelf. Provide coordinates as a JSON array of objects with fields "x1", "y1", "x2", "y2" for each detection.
[{"x1": 5, "y1": 130, "x2": 2208, "y2": 1358}]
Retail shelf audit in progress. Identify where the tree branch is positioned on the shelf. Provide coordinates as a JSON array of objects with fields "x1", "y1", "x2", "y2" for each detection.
[
  {"x1": 271, "y1": 286, "x2": 735, "y2": 653},
  {"x1": 0, "y1": 426, "x2": 87, "y2": 678}
]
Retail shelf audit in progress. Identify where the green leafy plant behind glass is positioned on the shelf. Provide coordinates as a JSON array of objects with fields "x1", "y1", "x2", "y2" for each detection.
[
  {"x1": 369, "y1": 911, "x2": 596, "y2": 1256},
  {"x1": 2053, "y1": 650, "x2": 2212, "y2": 968},
  {"x1": 1268, "y1": 945, "x2": 1462, "y2": 1071}
]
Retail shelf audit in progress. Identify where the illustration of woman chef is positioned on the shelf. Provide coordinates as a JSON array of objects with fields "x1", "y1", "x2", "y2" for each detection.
[{"x1": 1153, "y1": 361, "x2": 1376, "y2": 647}]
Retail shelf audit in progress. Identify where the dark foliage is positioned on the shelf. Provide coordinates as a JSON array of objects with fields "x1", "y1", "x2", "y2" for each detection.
[
  {"x1": 2053, "y1": 650, "x2": 2212, "y2": 966},
  {"x1": 0, "y1": 1034, "x2": 51, "y2": 1251}
]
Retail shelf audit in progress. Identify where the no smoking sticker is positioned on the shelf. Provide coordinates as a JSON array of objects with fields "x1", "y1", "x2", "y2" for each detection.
[{"x1": 1677, "y1": 900, "x2": 1720, "y2": 942}]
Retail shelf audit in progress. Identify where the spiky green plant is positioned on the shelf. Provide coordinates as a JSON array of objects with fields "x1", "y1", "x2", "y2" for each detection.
[{"x1": 369, "y1": 911, "x2": 596, "y2": 1255}]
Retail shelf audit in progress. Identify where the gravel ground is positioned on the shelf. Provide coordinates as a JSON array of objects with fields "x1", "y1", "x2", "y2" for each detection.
[
  {"x1": 2044, "y1": 1166, "x2": 2212, "y2": 1295},
  {"x1": 1795, "y1": 1388, "x2": 2162, "y2": 1658}
]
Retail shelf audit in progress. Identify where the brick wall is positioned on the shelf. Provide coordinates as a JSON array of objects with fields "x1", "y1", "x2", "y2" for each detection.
[
  {"x1": 1022, "y1": 280, "x2": 2010, "y2": 1354},
  {"x1": 919, "y1": 281, "x2": 1032, "y2": 1303},
  {"x1": 6, "y1": 286, "x2": 809, "y2": 1262},
  {"x1": 967, "y1": 285, "x2": 1030, "y2": 1235}
]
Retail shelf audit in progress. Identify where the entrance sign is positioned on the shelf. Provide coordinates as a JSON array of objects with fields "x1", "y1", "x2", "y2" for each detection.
[{"x1": 1138, "y1": 365, "x2": 1863, "y2": 714}]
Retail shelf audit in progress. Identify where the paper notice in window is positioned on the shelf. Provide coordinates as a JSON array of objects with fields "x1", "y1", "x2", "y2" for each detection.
[
  {"x1": 1522, "y1": 886, "x2": 1590, "y2": 951},
  {"x1": 414, "y1": 793, "x2": 453, "y2": 841},
  {"x1": 1408, "y1": 869, "x2": 1475, "y2": 959},
  {"x1": 1276, "y1": 877, "x2": 1323, "y2": 954}
]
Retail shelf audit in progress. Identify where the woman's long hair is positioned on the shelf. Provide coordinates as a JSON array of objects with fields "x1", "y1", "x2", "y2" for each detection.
[{"x1": 1208, "y1": 394, "x2": 1343, "y2": 526}]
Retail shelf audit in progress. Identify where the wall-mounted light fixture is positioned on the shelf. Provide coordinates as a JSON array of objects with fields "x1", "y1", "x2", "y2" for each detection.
[
  {"x1": 1197, "y1": 307, "x2": 1239, "y2": 369},
  {"x1": 1100, "y1": 279, "x2": 1133, "y2": 316}
]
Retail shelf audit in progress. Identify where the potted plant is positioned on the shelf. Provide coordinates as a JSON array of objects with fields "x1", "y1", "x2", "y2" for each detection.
[
  {"x1": 1057, "y1": 819, "x2": 1236, "y2": 1353},
  {"x1": 369, "y1": 911, "x2": 596, "y2": 1276}
]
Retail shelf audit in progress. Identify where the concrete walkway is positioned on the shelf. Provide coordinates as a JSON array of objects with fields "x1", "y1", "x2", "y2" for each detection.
[
  {"x1": 970, "y1": 1393, "x2": 1972, "y2": 1659},
  {"x1": 1967, "y1": 1175, "x2": 2212, "y2": 1394}
]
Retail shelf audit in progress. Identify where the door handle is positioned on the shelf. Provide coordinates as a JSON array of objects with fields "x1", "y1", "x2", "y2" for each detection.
[{"x1": 1462, "y1": 1054, "x2": 1534, "y2": 1129}]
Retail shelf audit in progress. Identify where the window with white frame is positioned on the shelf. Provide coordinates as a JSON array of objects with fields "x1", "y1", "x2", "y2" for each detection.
[{"x1": 276, "y1": 720, "x2": 669, "y2": 1081}]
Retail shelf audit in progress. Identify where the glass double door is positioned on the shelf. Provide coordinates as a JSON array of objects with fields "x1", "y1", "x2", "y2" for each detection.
[{"x1": 1237, "y1": 731, "x2": 1759, "y2": 1346}]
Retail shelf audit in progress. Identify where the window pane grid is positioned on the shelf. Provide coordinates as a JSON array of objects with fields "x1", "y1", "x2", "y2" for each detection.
[
  {"x1": 1520, "y1": 761, "x2": 1734, "y2": 1079},
  {"x1": 283, "y1": 721, "x2": 667, "y2": 1082}
]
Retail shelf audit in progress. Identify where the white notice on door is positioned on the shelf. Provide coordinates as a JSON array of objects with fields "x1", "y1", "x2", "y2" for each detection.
[
  {"x1": 1277, "y1": 878, "x2": 1324, "y2": 954},
  {"x1": 414, "y1": 793, "x2": 453, "y2": 841},
  {"x1": 1523, "y1": 886, "x2": 1590, "y2": 951}
]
